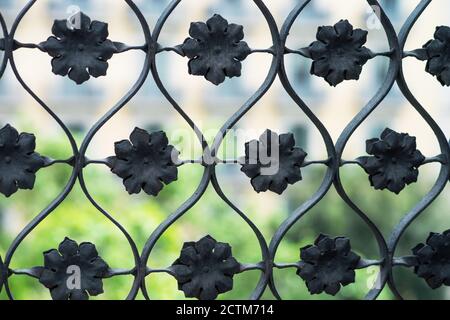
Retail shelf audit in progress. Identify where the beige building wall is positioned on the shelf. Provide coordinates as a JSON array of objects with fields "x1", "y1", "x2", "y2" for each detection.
[{"x1": 0, "y1": 0, "x2": 448, "y2": 161}]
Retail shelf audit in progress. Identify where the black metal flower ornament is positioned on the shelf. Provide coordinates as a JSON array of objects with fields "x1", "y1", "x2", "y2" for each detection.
[
  {"x1": 171, "y1": 235, "x2": 241, "y2": 300},
  {"x1": 109, "y1": 127, "x2": 179, "y2": 196},
  {"x1": 412, "y1": 230, "x2": 450, "y2": 289},
  {"x1": 241, "y1": 129, "x2": 307, "y2": 195},
  {"x1": 40, "y1": 12, "x2": 118, "y2": 84},
  {"x1": 358, "y1": 128, "x2": 425, "y2": 194},
  {"x1": 308, "y1": 19, "x2": 372, "y2": 86},
  {"x1": 296, "y1": 234, "x2": 360, "y2": 296},
  {"x1": 181, "y1": 14, "x2": 251, "y2": 85},
  {"x1": 0, "y1": 124, "x2": 46, "y2": 197},
  {"x1": 38, "y1": 238, "x2": 109, "y2": 300},
  {"x1": 422, "y1": 26, "x2": 450, "y2": 86}
]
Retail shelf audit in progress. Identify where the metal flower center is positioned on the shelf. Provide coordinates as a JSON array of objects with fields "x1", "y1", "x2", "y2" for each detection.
[
  {"x1": 202, "y1": 266, "x2": 210, "y2": 274},
  {"x1": 335, "y1": 47, "x2": 348, "y2": 56},
  {"x1": 143, "y1": 157, "x2": 151, "y2": 165},
  {"x1": 329, "y1": 45, "x2": 354, "y2": 60},
  {"x1": 4, "y1": 156, "x2": 11, "y2": 164},
  {"x1": 213, "y1": 47, "x2": 222, "y2": 55}
]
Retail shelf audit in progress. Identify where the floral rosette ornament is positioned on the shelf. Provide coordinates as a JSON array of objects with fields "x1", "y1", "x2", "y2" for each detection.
[
  {"x1": 40, "y1": 12, "x2": 118, "y2": 84},
  {"x1": 358, "y1": 128, "x2": 425, "y2": 194},
  {"x1": 422, "y1": 26, "x2": 450, "y2": 86},
  {"x1": 296, "y1": 234, "x2": 360, "y2": 296},
  {"x1": 412, "y1": 230, "x2": 450, "y2": 289},
  {"x1": 38, "y1": 238, "x2": 109, "y2": 300},
  {"x1": 241, "y1": 129, "x2": 307, "y2": 195},
  {"x1": 181, "y1": 14, "x2": 251, "y2": 85},
  {"x1": 0, "y1": 124, "x2": 46, "y2": 197},
  {"x1": 171, "y1": 235, "x2": 241, "y2": 300},
  {"x1": 308, "y1": 19, "x2": 372, "y2": 86},
  {"x1": 109, "y1": 127, "x2": 180, "y2": 196}
]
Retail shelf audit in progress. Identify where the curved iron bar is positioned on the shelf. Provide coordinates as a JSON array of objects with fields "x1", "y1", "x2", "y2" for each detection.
[
  {"x1": 2, "y1": 0, "x2": 80, "y2": 300},
  {"x1": 210, "y1": 0, "x2": 282, "y2": 156},
  {"x1": 77, "y1": 0, "x2": 153, "y2": 300},
  {"x1": 151, "y1": 0, "x2": 209, "y2": 153},
  {"x1": 208, "y1": 0, "x2": 283, "y2": 299},
  {"x1": 332, "y1": 0, "x2": 400, "y2": 300},
  {"x1": 386, "y1": 0, "x2": 450, "y2": 300},
  {"x1": 140, "y1": 0, "x2": 282, "y2": 299},
  {"x1": 210, "y1": 170, "x2": 270, "y2": 299},
  {"x1": 0, "y1": 12, "x2": 8, "y2": 78},
  {"x1": 139, "y1": 168, "x2": 212, "y2": 299},
  {"x1": 268, "y1": 0, "x2": 338, "y2": 300},
  {"x1": 207, "y1": 0, "x2": 283, "y2": 300},
  {"x1": 139, "y1": 0, "x2": 212, "y2": 300}
]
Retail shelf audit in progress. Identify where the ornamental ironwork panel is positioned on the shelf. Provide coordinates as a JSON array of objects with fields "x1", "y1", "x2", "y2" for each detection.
[{"x1": 0, "y1": 0, "x2": 448, "y2": 300}]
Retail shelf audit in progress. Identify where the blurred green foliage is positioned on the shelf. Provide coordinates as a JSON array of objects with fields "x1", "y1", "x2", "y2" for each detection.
[{"x1": 0, "y1": 134, "x2": 449, "y2": 300}]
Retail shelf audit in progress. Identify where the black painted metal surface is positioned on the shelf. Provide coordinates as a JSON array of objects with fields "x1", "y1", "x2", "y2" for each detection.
[{"x1": 0, "y1": 0, "x2": 448, "y2": 300}]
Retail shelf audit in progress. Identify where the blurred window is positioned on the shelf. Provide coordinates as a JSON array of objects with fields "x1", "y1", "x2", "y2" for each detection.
[
  {"x1": 48, "y1": 0, "x2": 92, "y2": 12},
  {"x1": 207, "y1": 0, "x2": 246, "y2": 18},
  {"x1": 213, "y1": 78, "x2": 247, "y2": 98},
  {"x1": 291, "y1": 124, "x2": 308, "y2": 149},
  {"x1": 67, "y1": 123, "x2": 86, "y2": 135},
  {"x1": 0, "y1": 0, "x2": 13, "y2": 10},
  {"x1": 379, "y1": 0, "x2": 400, "y2": 18},
  {"x1": 293, "y1": 59, "x2": 313, "y2": 96},
  {"x1": 302, "y1": 0, "x2": 326, "y2": 19},
  {"x1": 370, "y1": 124, "x2": 387, "y2": 138},
  {"x1": 145, "y1": 123, "x2": 163, "y2": 133},
  {"x1": 60, "y1": 79, "x2": 97, "y2": 98},
  {"x1": 134, "y1": 0, "x2": 167, "y2": 15}
]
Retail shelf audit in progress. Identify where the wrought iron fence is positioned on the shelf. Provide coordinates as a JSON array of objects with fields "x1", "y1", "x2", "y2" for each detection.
[{"x1": 0, "y1": 0, "x2": 449, "y2": 300}]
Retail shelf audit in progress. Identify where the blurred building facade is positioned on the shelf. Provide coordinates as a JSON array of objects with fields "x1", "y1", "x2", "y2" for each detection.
[{"x1": 0, "y1": 0, "x2": 448, "y2": 161}]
